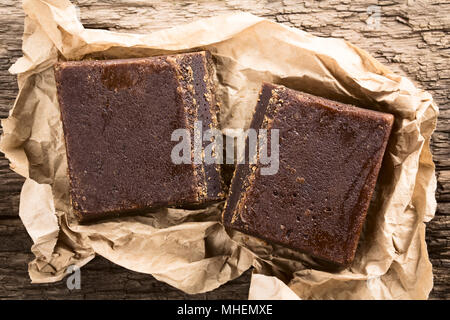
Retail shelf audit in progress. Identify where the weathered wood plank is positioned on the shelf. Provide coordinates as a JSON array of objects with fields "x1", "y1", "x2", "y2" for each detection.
[
  {"x1": 0, "y1": 219, "x2": 252, "y2": 300},
  {"x1": 0, "y1": 0, "x2": 448, "y2": 299},
  {"x1": 0, "y1": 216, "x2": 447, "y2": 299}
]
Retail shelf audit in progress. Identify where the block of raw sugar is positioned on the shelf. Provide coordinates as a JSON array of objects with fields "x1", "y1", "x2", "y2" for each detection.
[
  {"x1": 54, "y1": 51, "x2": 225, "y2": 221},
  {"x1": 223, "y1": 83, "x2": 394, "y2": 266}
]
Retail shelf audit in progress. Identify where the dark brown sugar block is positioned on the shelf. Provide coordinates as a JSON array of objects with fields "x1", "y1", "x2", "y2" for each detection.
[
  {"x1": 54, "y1": 51, "x2": 225, "y2": 221},
  {"x1": 223, "y1": 83, "x2": 394, "y2": 266}
]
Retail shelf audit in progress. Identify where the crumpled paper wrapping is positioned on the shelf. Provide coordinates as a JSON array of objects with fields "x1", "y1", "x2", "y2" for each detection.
[{"x1": 0, "y1": 0, "x2": 438, "y2": 299}]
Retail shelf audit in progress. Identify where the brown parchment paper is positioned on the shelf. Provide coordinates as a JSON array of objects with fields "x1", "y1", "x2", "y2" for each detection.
[{"x1": 1, "y1": 0, "x2": 438, "y2": 299}]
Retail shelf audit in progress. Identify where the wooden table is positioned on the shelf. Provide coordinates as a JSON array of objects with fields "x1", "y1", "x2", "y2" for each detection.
[{"x1": 0, "y1": 0, "x2": 448, "y2": 300}]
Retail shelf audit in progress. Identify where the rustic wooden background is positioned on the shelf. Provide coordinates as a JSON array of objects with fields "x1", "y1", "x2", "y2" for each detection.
[{"x1": 0, "y1": 0, "x2": 448, "y2": 300}]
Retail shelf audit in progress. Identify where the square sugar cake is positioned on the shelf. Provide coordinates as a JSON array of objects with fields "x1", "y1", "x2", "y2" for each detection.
[
  {"x1": 223, "y1": 83, "x2": 394, "y2": 266},
  {"x1": 55, "y1": 51, "x2": 225, "y2": 221}
]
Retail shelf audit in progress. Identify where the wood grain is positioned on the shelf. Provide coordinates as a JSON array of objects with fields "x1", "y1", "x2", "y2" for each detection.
[{"x1": 0, "y1": 0, "x2": 448, "y2": 299}]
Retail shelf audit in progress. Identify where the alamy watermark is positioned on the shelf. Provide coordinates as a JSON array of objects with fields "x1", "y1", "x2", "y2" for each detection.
[
  {"x1": 366, "y1": 5, "x2": 381, "y2": 30},
  {"x1": 66, "y1": 265, "x2": 81, "y2": 290},
  {"x1": 171, "y1": 121, "x2": 280, "y2": 175}
]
